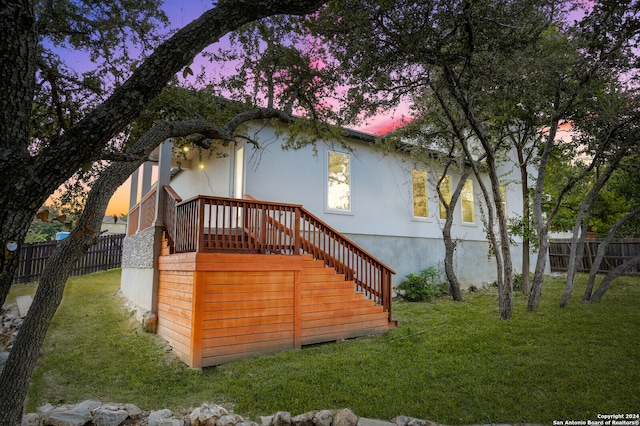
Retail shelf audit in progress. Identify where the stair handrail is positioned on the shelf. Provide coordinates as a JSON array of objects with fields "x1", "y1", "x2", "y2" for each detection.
[
  {"x1": 297, "y1": 206, "x2": 395, "y2": 319},
  {"x1": 162, "y1": 189, "x2": 394, "y2": 320}
]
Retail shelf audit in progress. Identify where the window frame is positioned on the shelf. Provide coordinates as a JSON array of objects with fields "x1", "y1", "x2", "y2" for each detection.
[
  {"x1": 461, "y1": 178, "x2": 475, "y2": 224},
  {"x1": 326, "y1": 150, "x2": 352, "y2": 213},
  {"x1": 411, "y1": 168, "x2": 429, "y2": 219}
]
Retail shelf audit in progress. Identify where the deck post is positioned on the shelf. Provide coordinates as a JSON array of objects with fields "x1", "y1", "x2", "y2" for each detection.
[
  {"x1": 294, "y1": 208, "x2": 301, "y2": 255},
  {"x1": 197, "y1": 199, "x2": 205, "y2": 253},
  {"x1": 153, "y1": 140, "x2": 173, "y2": 228},
  {"x1": 126, "y1": 169, "x2": 139, "y2": 236}
]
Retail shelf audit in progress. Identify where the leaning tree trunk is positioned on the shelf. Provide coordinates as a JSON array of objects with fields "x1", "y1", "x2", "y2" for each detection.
[
  {"x1": 589, "y1": 254, "x2": 640, "y2": 302},
  {"x1": 528, "y1": 117, "x2": 560, "y2": 312},
  {"x1": 0, "y1": 111, "x2": 292, "y2": 424},
  {"x1": 583, "y1": 205, "x2": 640, "y2": 301},
  {"x1": 0, "y1": 183, "x2": 120, "y2": 425},
  {"x1": 459, "y1": 143, "x2": 504, "y2": 309},
  {"x1": 561, "y1": 157, "x2": 619, "y2": 307}
]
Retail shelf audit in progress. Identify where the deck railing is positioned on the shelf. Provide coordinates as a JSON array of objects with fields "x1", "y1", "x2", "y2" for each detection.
[{"x1": 162, "y1": 187, "x2": 394, "y2": 319}]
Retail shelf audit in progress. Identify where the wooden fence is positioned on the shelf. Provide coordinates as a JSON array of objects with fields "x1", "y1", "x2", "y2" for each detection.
[
  {"x1": 12, "y1": 234, "x2": 125, "y2": 284},
  {"x1": 549, "y1": 238, "x2": 640, "y2": 275}
]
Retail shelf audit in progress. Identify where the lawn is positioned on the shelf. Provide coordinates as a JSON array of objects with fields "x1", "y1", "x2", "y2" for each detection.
[{"x1": 11, "y1": 269, "x2": 640, "y2": 424}]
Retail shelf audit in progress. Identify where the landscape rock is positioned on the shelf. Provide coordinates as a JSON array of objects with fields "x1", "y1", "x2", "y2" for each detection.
[
  {"x1": 190, "y1": 403, "x2": 229, "y2": 426},
  {"x1": 260, "y1": 416, "x2": 274, "y2": 426},
  {"x1": 46, "y1": 411, "x2": 93, "y2": 426},
  {"x1": 21, "y1": 402, "x2": 547, "y2": 426},
  {"x1": 333, "y1": 409, "x2": 358, "y2": 426},
  {"x1": 292, "y1": 411, "x2": 317, "y2": 426},
  {"x1": 393, "y1": 417, "x2": 431, "y2": 426},
  {"x1": 357, "y1": 419, "x2": 395, "y2": 426},
  {"x1": 21, "y1": 412, "x2": 41, "y2": 426},
  {"x1": 219, "y1": 414, "x2": 246, "y2": 426},
  {"x1": 149, "y1": 409, "x2": 184, "y2": 426},
  {"x1": 37, "y1": 403, "x2": 55, "y2": 419},
  {"x1": 92, "y1": 406, "x2": 129, "y2": 426},
  {"x1": 124, "y1": 403, "x2": 143, "y2": 417},
  {"x1": 272, "y1": 411, "x2": 292, "y2": 426},
  {"x1": 313, "y1": 410, "x2": 334, "y2": 426},
  {"x1": 142, "y1": 312, "x2": 158, "y2": 333},
  {"x1": 71, "y1": 400, "x2": 103, "y2": 417}
]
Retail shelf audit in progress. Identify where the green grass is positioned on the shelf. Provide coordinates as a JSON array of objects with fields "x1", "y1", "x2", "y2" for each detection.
[{"x1": 11, "y1": 269, "x2": 640, "y2": 424}]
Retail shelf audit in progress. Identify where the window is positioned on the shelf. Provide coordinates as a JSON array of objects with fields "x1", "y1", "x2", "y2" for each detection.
[
  {"x1": 438, "y1": 174, "x2": 452, "y2": 220},
  {"x1": 461, "y1": 179, "x2": 475, "y2": 223},
  {"x1": 412, "y1": 169, "x2": 429, "y2": 218},
  {"x1": 327, "y1": 151, "x2": 351, "y2": 211}
]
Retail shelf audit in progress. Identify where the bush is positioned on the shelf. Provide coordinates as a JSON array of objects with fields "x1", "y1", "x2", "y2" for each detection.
[
  {"x1": 397, "y1": 266, "x2": 448, "y2": 301},
  {"x1": 512, "y1": 272, "x2": 534, "y2": 292}
]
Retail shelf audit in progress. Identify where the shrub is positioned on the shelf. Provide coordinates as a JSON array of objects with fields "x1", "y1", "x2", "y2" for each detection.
[
  {"x1": 397, "y1": 266, "x2": 448, "y2": 301},
  {"x1": 512, "y1": 272, "x2": 534, "y2": 292}
]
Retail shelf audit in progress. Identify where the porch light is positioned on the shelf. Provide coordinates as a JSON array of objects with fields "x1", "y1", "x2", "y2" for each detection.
[
  {"x1": 199, "y1": 163, "x2": 205, "y2": 170},
  {"x1": 182, "y1": 146, "x2": 189, "y2": 153}
]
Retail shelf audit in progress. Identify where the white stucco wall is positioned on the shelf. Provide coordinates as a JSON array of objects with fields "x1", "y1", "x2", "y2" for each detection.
[
  {"x1": 120, "y1": 268, "x2": 155, "y2": 311},
  {"x1": 169, "y1": 144, "x2": 235, "y2": 200},
  {"x1": 163, "y1": 123, "x2": 543, "y2": 288}
]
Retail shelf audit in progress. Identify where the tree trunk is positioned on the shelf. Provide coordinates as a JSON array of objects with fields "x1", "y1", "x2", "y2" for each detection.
[
  {"x1": 437, "y1": 65, "x2": 512, "y2": 318},
  {"x1": 528, "y1": 232, "x2": 550, "y2": 311},
  {"x1": 0, "y1": 0, "x2": 38, "y2": 307},
  {"x1": 0, "y1": 112, "x2": 292, "y2": 424},
  {"x1": 440, "y1": 166, "x2": 472, "y2": 302},
  {"x1": 529, "y1": 115, "x2": 559, "y2": 312},
  {"x1": 516, "y1": 145, "x2": 531, "y2": 295},
  {"x1": 561, "y1": 156, "x2": 620, "y2": 307},
  {"x1": 442, "y1": 223, "x2": 462, "y2": 301},
  {"x1": 0, "y1": 146, "x2": 149, "y2": 426},
  {"x1": 0, "y1": 228, "x2": 101, "y2": 425},
  {"x1": 583, "y1": 205, "x2": 640, "y2": 301},
  {"x1": 590, "y1": 254, "x2": 640, "y2": 302}
]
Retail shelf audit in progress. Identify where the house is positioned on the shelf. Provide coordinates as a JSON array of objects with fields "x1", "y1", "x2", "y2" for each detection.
[
  {"x1": 120, "y1": 120, "x2": 542, "y2": 368},
  {"x1": 101, "y1": 216, "x2": 127, "y2": 235}
]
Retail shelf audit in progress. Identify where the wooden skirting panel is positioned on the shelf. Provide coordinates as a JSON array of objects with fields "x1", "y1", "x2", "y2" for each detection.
[
  {"x1": 156, "y1": 269, "x2": 194, "y2": 366},
  {"x1": 158, "y1": 252, "x2": 391, "y2": 368}
]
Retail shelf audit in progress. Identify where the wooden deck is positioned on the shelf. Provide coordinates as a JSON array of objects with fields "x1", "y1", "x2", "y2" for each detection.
[
  {"x1": 157, "y1": 250, "x2": 392, "y2": 368},
  {"x1": 129, "y1": 187, "x2": 396, "y2": 368}
]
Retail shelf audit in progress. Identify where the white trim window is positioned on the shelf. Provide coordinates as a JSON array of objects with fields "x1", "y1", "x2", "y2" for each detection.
[
  {"x1": 412, "y1": 169, "x2": 429, "y2": 218},
  {"x1": 327, "y1": 150, "x2": 351, "y2": 211},
  {"x1": 438, "y1": 174, "x2": 452, "y2": 220},
  {"x1": 461, "y1": 179, "x2": 475, "y2": 223}
]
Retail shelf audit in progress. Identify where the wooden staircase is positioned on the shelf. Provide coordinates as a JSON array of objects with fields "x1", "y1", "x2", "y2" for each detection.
[
  {"x1": 155, "y1": 187, "x2": 396, "y2": 367},
  {"x1": 298, "y1": 257, "x2": 391, "y2": 346}
]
